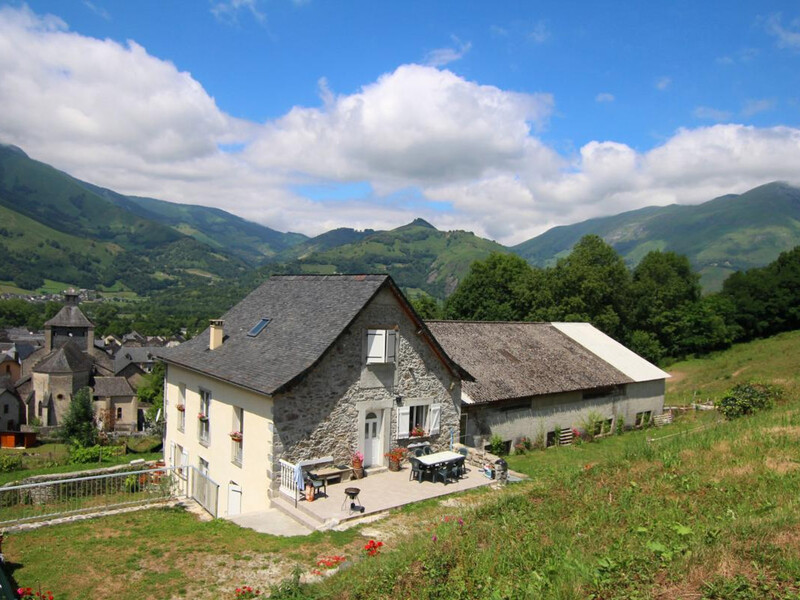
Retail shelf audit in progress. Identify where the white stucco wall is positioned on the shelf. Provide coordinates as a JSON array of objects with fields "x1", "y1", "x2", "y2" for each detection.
[
  {"x1": 465, "y1": 379, "x2": 666, "y2": 449},
  {"x1": 164, "y1": 364, "x2": 274, "y2": 517}
]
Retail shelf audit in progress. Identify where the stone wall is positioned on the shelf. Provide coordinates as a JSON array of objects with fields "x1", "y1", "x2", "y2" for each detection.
[{"x1": 271, "y1": 287, "x2": 460, "y2": 491}]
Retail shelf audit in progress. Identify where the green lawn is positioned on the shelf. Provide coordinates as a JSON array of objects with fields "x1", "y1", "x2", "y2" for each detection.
[
  {"x1": 665, "y1": 329, "x2": 800, "y2": 405},
  {"x1": 5, "y1": 332, "x2": 800, "y2": 599}
]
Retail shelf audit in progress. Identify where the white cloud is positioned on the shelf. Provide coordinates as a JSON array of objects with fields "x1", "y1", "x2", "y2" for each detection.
[
  {"x1": 693, "y1": 106, "x2": 732, "y2": 122},
  {"x1": 528, "y1": 20, "x2": 550, "y2": 44},
  {"x1": 655, "y1": 76, "x2": 671, "y2": 91},
  {"x1": 741, "y1": 98, "x2": 776, "y2": 117},
  {"x1": 424, "y1": 36, "x2": 472, "y2": 67},
  {"x1": 595, "y1": 93, "x2": 615, "y2": 103},
  {"x1": 211, "y1": 0, "x2": 265, "y2": 25},
  {"x1": 82, "y1": 1, "x2": 110, "y2": 21},
  {"x1": 765, "y1": 13, "x2": 800, "y2": 49},
  {"x1": 1, "y1": 5, "x2": 800, "y2": 247}
]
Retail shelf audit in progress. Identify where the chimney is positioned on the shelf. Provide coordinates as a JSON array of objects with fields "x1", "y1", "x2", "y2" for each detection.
[{"x1": 209, "y1": 320, "x2": 224, "y2": 350}]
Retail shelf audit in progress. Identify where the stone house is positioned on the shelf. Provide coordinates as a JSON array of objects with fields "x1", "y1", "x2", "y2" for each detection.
[
  {"x1": 92, "y1": 376, "x2": 141, "y2": 432},
  {"x1": 0, "y1": 377, "x2": 22, "y2": 431},
  {"x1": 160, "y1": 274, "x2": 469, "y2": 518},
  {"x1": 425, "y1": 321, "x2": 669, "y2": 451}
]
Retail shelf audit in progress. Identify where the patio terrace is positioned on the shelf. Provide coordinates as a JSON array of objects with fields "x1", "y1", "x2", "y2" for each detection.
[{"x1": 270, "y1": 462, "x2": 495, "y2": 531}]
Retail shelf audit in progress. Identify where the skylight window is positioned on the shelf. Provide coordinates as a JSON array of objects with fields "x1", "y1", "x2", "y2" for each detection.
[{"x1": 247, "y1": 318, "x2": 271, "y2": 337}]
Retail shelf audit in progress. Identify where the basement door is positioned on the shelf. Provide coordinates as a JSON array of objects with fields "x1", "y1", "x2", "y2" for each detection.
[
  {"x1": 227, "y1": 482, "x2": 242, "y2": 517},
  {"x1": 363, "y1": 411, "x2": 383, "y2": 467}
]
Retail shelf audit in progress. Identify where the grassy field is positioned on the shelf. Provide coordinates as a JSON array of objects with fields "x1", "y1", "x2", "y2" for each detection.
[
  {"x1": 665, "y1": 329, "x2": 800, "y2": 405},
  {"x1": 5, "y1": 333, "x2": 800, "y2": 599}
]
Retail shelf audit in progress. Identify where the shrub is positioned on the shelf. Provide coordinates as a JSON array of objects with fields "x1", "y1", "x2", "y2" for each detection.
[
  {"x1": 489, "y1": 434, "x2": 506, "y2": 456},
  {"x1": 123, "y1": 474, "x2": 141, "y2": 493},
  {"x1": 69, "y1": 444, "x2": 104, "y2": 464},
  {"x1": 579, "y1": 410, "x2": 604, "y2": 441},
  {"x1": 717, "y1": 381, "x2": 783, "y2": 420},
  {"x1": 0, "y1": 453, "x2": 23, "y2": 473}
]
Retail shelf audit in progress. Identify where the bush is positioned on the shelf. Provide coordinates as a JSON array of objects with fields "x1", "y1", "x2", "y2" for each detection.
[
  {"x1": 717, "y1": 382, "x2": 783, "y2": 420},
  {"x1": 69, "y1": 444, "x2": 125, "y2": 464},
  {"x1": 489, "y1": 434, "x2": 507, "y2": 456},
  {"x1": 0, "y1": 453, "x2": 23, "y2": 473}
]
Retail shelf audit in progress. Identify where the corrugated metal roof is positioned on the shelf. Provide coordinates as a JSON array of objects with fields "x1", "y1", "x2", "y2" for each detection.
[{"x1": 552, "y1": 322, "x2": 670, "y2": 382}]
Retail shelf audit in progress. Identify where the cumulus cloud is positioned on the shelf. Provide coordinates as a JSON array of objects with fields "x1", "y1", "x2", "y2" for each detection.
[
  {"x1": 1, "y1": 5, "x2": 800, "y2": 246},
  {"x1": 424, "y1": 36, "x2": 472, "y2": 67},
  {"x1": 595, "y1": 93, "x2": 615, "y2": 103}
]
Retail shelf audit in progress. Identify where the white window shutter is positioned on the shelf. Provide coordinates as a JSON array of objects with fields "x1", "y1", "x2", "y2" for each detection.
[
  {"x1": 169, "y1": 442, "x2": 176, "y2": 467},
  {"x1": 396, "y1": 406, "x2": 410, "y2": 439},
  {"x1": 386, "y1": 329, "x2": 397, "y2": 363},
  {"x1": 366, "y1": 329, "x2": 386, "y2": 364},
  {"x1": 181, "y1": 450, "x2": 189, "y2": 468},
  {"x1": 428, "y1": 404, "x2": 441, "y2": 436}
]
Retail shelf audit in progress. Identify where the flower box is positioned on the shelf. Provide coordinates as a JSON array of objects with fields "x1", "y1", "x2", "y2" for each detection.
[
  {"x1": 197, "y1": 413, "x2": 208, "y2": 421},
  {"x1": 176, "y1": 404, "x2": 185, "y2": 412},
  {"x1": 229, "y1": 431, "x2": 243, "y2": 442}
]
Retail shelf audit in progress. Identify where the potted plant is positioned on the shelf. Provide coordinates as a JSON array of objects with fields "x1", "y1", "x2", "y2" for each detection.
[
  {"x1": 384, "y1": 447, "x2": 407, "y2": 471},
  {"x1": 410, "y1": 425, "x2": 426, "y2": 438},
  {"x1": 197, "y1": 412, "x2": 208, "y2": 421},
  {"x1": 176, "y1": 404, "x2": 185, "y2": 412},
  {"x1": 351, "y1": 450, "x2": 364, "y2": 478},
  {"x1": 229, "y1": 431, "x2": 243, "y2": 442}
]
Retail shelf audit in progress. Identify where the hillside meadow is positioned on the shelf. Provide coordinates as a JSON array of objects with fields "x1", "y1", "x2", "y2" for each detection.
[{"x1": 4, "y1": 331, "x2": 800, "y2": 599}]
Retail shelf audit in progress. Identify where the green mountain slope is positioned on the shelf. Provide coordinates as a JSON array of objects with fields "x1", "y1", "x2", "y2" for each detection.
[
  {"x1": 277, "y1": 227, "x2": 377, "y2": 261},
  {"x1": 512, "y1": 182, "x2": 800, "y2": 290},
  {"x1": 285, "y1": 218, "x2": 509, "y2": 297},
  {"x1": 0, "y1": 144, "x2": 249, "y2": 293},
  {"x1": 81, "y1": 181, "x2": 307, "y2": 263}
]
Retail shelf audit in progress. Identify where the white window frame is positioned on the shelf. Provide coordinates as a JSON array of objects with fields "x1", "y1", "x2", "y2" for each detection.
[
  {"x1": 396, "y1": 401, "x2": 441, "y2": 440},
  {"x1": 177, "y1": 383, "x2": 186, "y2": 432},
  {"x1": 232, "y1": 406, "x2": 243, "y2": 467},
  {"x1": 366, "y1": 328, "x2": 398, "y2": 365},
  {"x1": 199, "y1": 388, "x2": 211, "y2": 445}
]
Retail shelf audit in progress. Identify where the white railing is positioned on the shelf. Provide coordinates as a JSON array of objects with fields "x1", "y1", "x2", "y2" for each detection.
[
  {"x1": 279, "y1": 458, "x2": 298, "y2": 501},
  {"x1": 190, "y1": 467, "x2": 219, "y2": 518},
  {"x1": 0, "y1": 465, "x2": 187, "y2": 527}
]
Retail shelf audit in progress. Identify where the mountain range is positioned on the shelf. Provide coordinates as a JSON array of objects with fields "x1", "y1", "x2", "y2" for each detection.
[{"x1": 1, "y1": 142, "x2": 799, "y2": 298}]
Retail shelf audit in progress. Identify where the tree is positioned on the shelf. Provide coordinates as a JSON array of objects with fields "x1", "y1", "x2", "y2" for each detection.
[
  {"x1": 60, "y1": 387, "x2": 97, "y2": 447},
  {"x1": 138, "y1": 361, "x2": 165, "y2": 423},
  {"x1": 530, "y1": 235, "x2": 632, "y2": 340},
  {"x1": 444, "y1": 253, "x2": 534, "y2": 321},
  {"x1": 409, "y1": 294, "x2": 441, "y2": 320}
]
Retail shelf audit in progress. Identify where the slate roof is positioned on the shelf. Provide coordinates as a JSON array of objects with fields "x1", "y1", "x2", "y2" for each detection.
[
  {"x1": 425, "y1": 321, "x2": 636, "y2": 404},
  {"x1": 114, "y1": 346, "x2": 159, "y2": 374},
  {"x1": 160, "y1": 274, "x2": 467, "y2": 396},
  {"x1": 45, "y1": 305, "x2": 94, "y2": 328},
  {"x1": 93, "y1": 376, "x2": 134, "y2": 398},
  {"x1": 33, "y1": 340, "x2": 93, "y2": 374}
]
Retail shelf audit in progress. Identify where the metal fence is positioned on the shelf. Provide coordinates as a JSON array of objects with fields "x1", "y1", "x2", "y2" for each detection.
[
  {"x1": 0, "y1": 465, "x2": 193, "y2": 527},
  {"x1": 190, "y1": 467, "x2": 219, "y2": 518}
]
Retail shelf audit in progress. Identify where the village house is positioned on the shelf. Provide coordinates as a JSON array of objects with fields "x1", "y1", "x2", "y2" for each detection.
[
  {"x1": 14, "y1": 290, "x2": 147, "y2": 432},
  {"x1": 425, "y1": 321, "x2": 670, "y2": 451},
  {"x1": 159, "y1": 274, "x2": 470, "y2": 518}
]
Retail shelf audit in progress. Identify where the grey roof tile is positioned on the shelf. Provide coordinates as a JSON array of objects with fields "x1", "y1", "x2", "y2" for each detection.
[
  {"x1": 45, "y1": 306, "x2": 94, "y2": 328},
  {"x1": 92, "y1": 376, "x2": 134, "y2": 397},
  {"x1": 33, "y1": 340, "x2": 94, "y2": 374},
  {"x1": 425, "y1": 321, "x2": 633, "y2": 404}
]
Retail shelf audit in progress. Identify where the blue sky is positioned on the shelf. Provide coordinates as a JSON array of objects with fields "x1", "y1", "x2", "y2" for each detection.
[{"x1": 0, "y1": 1, "x2": 799, "y2": 243}]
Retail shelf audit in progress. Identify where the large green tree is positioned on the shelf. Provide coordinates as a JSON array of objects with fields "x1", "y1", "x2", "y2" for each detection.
[
  {"x1": 529, "y1": 235, "x2": 632, "y2": 339},
  {"x1": 444, "y1": 253, "x2": 535, "y2": 321}
]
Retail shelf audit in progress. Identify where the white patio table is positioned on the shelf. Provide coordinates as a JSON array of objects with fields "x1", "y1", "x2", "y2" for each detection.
[{"x1": 416, "y1": 450, "x2": 462, "y2": 467}]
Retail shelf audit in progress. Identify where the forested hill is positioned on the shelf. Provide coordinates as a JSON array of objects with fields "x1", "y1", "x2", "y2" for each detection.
[
  {"x1": 511, "y1": 182, "x2": 800, "y2": 291},
  {"x1": 277, "y1": 219, "x2": 508, "y2": 298},
  {"x1": 0, "y1": 143, "x2": 251, "y2": 293}
]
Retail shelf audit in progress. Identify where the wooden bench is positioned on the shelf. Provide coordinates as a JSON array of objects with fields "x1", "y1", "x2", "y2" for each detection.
[{"x1": 314, "y1": 465, "x2": 353, "y2": 485}]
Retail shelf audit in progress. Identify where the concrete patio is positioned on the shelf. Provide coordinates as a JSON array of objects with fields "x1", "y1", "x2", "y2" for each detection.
[{"x1": 267, "y1": 462, "x2": 494, "y2": 531}]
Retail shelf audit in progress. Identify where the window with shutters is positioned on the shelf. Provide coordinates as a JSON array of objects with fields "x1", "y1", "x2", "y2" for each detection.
[
  {"x1": 396, "y1": 401, "x2": 441, "y2": 439},
  {"x1": 365, "y1": 328, "x2": 398, "y2": 365}
]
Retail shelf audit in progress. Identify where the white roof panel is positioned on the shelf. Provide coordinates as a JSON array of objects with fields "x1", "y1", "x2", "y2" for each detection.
[{"x1": 552, "y1": 322, "x2": 670, "y2": 382}]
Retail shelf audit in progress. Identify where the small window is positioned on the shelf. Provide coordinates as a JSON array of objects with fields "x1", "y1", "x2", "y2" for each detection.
[
  {"x1": 594, "y1": 418, "x2": 614, "y2": 436},
  {"x1": 3, "y1": 404, "x2": 8, "y2": 414},
  {"x1": 635, "y1": 411, "x2": 652, "y2": 427},
  {"x1": 247, "y1": 318, "x2": 271, "y2": 337},
  {"x1": 366, "y1": 329, "x2": 397, "y2": 364},
  {"x1": 116, "y1": 407, "x2": 123, "y2": 420}
]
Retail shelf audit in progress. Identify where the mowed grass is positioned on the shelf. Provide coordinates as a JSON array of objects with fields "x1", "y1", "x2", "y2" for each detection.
[
  {"x1": 6, "y1": 332, "x2": 800, "y2": 599},
  {"x1": 666, "y1": 330, "x2": 800, "y2": 405}
]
